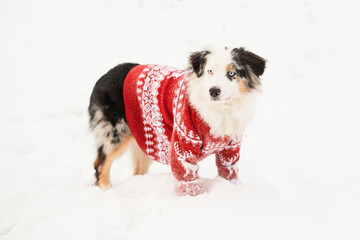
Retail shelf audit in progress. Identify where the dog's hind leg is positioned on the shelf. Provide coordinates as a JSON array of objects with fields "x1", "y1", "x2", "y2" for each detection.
[
  {"x1": 94, "y1": 146, "x2": 106, "y2": 183},
  {"x1": 94, "y1": 135, "x2": 133, "y2": 189},
  {"x1": 90, "y1": 105, "x2": 133, "y2": 189},
  {"x1": 96, "y1": 134, "x2": 133, "y2": 189},
  {"x1": 130, "y1": 139, "x2": 153, "y2": 175}
]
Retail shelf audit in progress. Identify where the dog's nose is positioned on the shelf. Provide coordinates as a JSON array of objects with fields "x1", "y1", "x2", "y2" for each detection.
[{"x1": 209, "y1": 87, "x2": 221, "y2": 98}]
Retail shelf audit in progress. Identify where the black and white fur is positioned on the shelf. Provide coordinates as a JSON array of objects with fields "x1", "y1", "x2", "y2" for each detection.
[
  {"x1": 88, "y1": 47, "x2": 266, "y2": 189},
  {"x1": 187, "y1": 47, "x2": 266, "y2": 139}
]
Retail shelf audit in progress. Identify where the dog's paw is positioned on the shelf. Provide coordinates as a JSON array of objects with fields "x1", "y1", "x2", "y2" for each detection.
[
  {"x1": 176, "y1": 180, "x2": 204, "y2": 197},
  {"x1": 97, "y1": 178, "x2": 112, "y2": 190},
  {"x1": 229, "y1": 177, "x2": 242, "y2": 185}
]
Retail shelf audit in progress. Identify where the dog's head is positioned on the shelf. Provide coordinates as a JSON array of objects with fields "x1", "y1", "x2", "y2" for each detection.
[{"x1": 187, "y1": 47, "x2": 266, "y2": 103}]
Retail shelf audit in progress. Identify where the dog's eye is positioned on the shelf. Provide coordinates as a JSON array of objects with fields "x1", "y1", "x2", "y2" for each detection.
[
  {"x1": 207, "y1": 69, "x2": 213, "y2": 75},
  {"x1": 228, "y1": 71, "x2": 235, "y2": 76}
]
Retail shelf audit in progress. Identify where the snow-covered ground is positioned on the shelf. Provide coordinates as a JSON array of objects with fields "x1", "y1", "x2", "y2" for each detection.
[{"x1": 1, "y1": 0, "x2": 360, "y2": 239}]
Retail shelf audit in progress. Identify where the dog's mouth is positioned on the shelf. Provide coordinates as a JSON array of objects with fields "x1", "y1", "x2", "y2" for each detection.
[{"x1": 211, "y1": 96, "x2": 232, "y2": 102}]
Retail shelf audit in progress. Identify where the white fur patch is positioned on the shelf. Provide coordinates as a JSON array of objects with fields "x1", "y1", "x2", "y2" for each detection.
[{"x1": 89, "y1": 106, "x2": 129, "y2": 155}]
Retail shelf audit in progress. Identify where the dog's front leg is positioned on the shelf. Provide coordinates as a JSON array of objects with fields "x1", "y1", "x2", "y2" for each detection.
[
  {"x1": 216, "y1": 140, "x2": 242, "y2": 184},
  {"x1": 170, "y1": 141, "x2": 204, "y2": 196}
]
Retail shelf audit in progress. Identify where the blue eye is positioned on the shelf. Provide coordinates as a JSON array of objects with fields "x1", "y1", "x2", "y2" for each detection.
[
  {"x1": 207, "y1": 69, "x2": 213, "y2": 74},
  {"x1": 228, "y1": 71, "x2": 235, "y2": 76}
]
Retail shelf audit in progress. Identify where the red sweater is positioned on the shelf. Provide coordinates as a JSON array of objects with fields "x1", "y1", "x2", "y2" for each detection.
[{"x1": 124, "y1": 65, "x2": 241, "y2": 183}]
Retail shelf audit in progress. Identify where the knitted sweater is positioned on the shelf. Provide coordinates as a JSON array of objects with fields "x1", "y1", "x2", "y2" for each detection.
[{"x1": 123, "y1": 65, "x2": 241, "y2": 185}]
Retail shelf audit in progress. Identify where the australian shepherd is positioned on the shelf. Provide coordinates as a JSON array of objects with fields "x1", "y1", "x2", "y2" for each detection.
[{"x1": 88, "y1": 47, "x2": 266, "y2": 196}]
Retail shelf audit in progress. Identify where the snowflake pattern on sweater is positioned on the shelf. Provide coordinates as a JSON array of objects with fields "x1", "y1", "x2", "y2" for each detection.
[{"x1": 123, "y1": 65, "x2": 242, "y2": 183}]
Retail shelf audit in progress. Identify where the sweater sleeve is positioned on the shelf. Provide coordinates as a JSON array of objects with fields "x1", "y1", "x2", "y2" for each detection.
[
  {"x1": 170, "y1": 129, "x2": 202, "y2": 182},
  {"x1": 170, "y1": 128, "x2": 204, "y2": 196},
  {"x1": 216, "y1": 140, "x2": 241, "y2": 181}
]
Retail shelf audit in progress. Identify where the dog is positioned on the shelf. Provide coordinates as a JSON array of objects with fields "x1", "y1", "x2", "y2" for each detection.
[{"x1": 88, "y1": 47, "x2": 266, "y2": 196}]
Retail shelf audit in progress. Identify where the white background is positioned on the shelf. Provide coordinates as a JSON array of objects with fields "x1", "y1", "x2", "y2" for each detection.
[{"x1": 1, "y1": 0, "x2": 360, "y2": 239}]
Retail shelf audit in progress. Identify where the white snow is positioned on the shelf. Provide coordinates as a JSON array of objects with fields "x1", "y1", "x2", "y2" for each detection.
[{"x1": 1, "y1": 0, "x2": 360, "y2": 239}]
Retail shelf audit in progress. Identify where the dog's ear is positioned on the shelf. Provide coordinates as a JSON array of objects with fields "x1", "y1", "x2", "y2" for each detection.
[
  {"x1": 242, "y1": 49, "x2": 266, "y2": 77},
  {"x1": 233, "y1": 48, "x2": 266, "y2": 77},
  {"x1": 189, "y1": 50, "x2": 210, "y2": 77}
]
